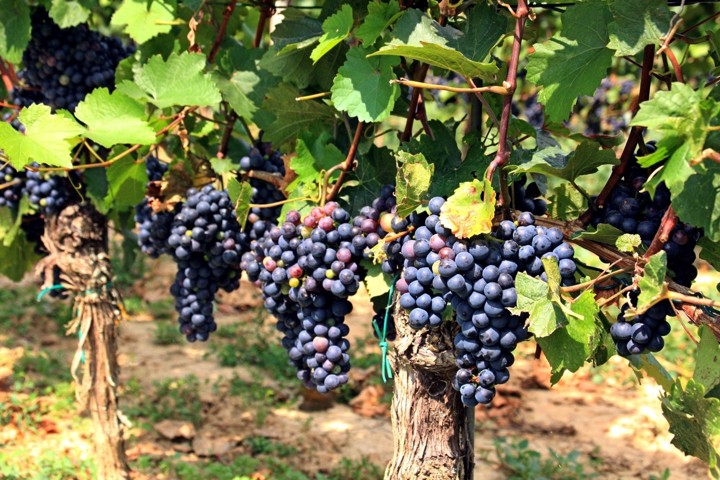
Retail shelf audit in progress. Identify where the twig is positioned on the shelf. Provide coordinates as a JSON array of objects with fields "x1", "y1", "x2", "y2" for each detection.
[
  {"x1": 208, "y1": 0, "x2": 239, "y2": 63},
  {"x1": 485, "y1": 0, "x2": 529, "y2": 206},
  {"x1": 578, "y1": 45, "x2": 655, "y2": 226},
  {"x1": 253, "y1": 1, "x2": 276, "y2": 49},
  {"x1": 325, "y1": 122, "x2": 365, "y2": 202},
  {"x1": 391, "y1": 78, "x2": 510, "y2": 95},
  {"x1": 217, "y1": 110, "x2": 237, "y2": 159},
  {"x1": 295, "y1": 92, "x2": 330, "y2": 101},
  {"x1": 0, "y1": 58, "x2": 18, "y2": 91},
  {"x1": 663, "y1": 48, "x2": 685, "y2": 83},
  {"x1": 246, "y1": 169, "x2": 286, "y2": 189},
  {"x1": 643, "y1": 206, "x2": 677, "y2": 259},
  {"x1": 400, "y1": 64, "x2": 430, "y2": 142}
]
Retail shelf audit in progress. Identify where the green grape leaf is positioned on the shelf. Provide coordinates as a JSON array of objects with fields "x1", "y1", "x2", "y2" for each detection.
[
  {"x1": 628, "y1": 353, "x2": 675, "y2": 391},
  {"x1": 310, "y1": 4, "x2": 353, "y2": 63},
  {"x1": 573, "y1": 224, "x2": 624, "y2": 246},
  {"x1": 547, "y1": 183, "x2": 586, "y2": 221},
  {"x1": 111, "y1": 0, "x2": 177, "y2": 44},
  {"x1": 271, "y1": 10, "x2": 323, "y2": 49},
  {"x1": 616, "y1": 233, "x2": 641, "y2": 253},
  {"x1": 226, "y1": 178, "x2": 253, "y2": 227},
  {"x1": 699, "y1": 237, "x2": 720, "y2": 272},
  {"x1": 355, "y1": 0, "x2": 402, "y2": 45},
  {"x1": 216, "y1": 70, "x2": 261, "y2": 119},
  {"x1": 695, "y1": 327, "x2": 720, "y2": 396},
  {"x1": 607, "y1": 0, "x2": 670, "y2": 56},
  {"x1": 526, "y1": 0, "x2": 613, "y2": 123},
  {"x1": 49, "y1": 0, "x2": 91, "y2": 27},
  {"x1": 661, "y1": 379, "x2": 720, "y2": 476},
  {"x1": 508, "y1": 141, "x2": 619, "y2": 182},
  {"x1": 331, "y1": 47, "x2": 400, "y2": 122},
  {"x1": 104, "y1": 156, "x2": 148, "y2": 211},
  {"x1": 395, "y1": 151, "x2": 433, "y2": 218},
  {"x1": 674, "y1": 163, "x2": 720, "y2": 242},
  {"x1": 343, "y1": 145, "x2": 397, "y2": 215},
  {"x1": 511, "y1": 272, "x2": 566, "y2": 338},
  {"x1": 122, "y1": 52, "x2": 222, "y2": 109},
  {"x1": 460, "y1": 3, "x2": 507, "y2": 61},
  {"x1": 630, "y1": 83, "x2": 720, "y2": 159},
  {"x1": 0, "y1": 231, "x2": 42, "y2": 282},
  {"x1": 363, "y1": 261, "x2": 391, "y2": 299},
  {"x1": 83, "y1": 167, "x2": 109, "y2": 214},
  {"x1": 439, "y1": 179, "x2": 495, "y2": 239},
  {"x1": 0, "y1": 104, "x2": 84, "y2": 169},
  {"x1": 0, "y1": 0, "x2": 30, "y2": 64},
  {"x1": 74, "y1": 88, "x2": 156, "y2": 148},
  {"x1": 369, "y1": 8, "x2": 499, "y2": 80},
  {"x1": 0, "y1": 196, "x2": 31, "y2": 247},
  {"x1": 634, "y1": 251, "x2": 667, "y2": 313},
  {"x1": 537, "y1": 290, "x2": 603, "y2": 384},
  {"x1": 259, "y1": 84, "x2": 336, "y2": 147}
]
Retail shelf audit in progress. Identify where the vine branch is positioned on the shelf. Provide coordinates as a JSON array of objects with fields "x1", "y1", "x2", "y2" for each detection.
[
  {"x1": 208, "y1": 0, "x2": 239, "y2": 64},
  {"x1": 643, "y1": 206, "x2": 678, "y2": 259},
  {"x1": 325, "y1": 122, "x2": 365, "y2": 202}
]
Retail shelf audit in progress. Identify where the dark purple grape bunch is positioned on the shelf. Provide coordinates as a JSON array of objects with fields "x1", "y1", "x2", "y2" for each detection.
[
  {"x1": 0, "y1": 165, "x2": 26, "y2": 210},
  {"x1": 510, "y1": 175, "x2": 547, "y2": 217},
  {"x1": 166, "y1": 185, "x2": 245, "y2": 342},
  {"x1": 23, "y1": 167, "x2": 80, "y2": 216},
  {"x1": 239, "y1": 143, "x2": 286, "y2": 240},
  {"x1": 134, "y1": 157, "x2": 173, "y2": 258},
  {"x1": 610, "y1": 293, "x2": 673, "y2": 356},
  {"x1": 13, "y1": 9, "x2": 132, "y2": 112}
]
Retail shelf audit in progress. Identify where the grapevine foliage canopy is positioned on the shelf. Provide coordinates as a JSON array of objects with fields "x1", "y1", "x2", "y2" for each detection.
[{"x1": 0, "y1": 0, "x2": 719, "y2": 476}]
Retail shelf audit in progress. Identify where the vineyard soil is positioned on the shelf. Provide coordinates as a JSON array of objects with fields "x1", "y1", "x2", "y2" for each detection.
[{"x1": 0, "y1": 259, "x2": 708, "y2": 479}]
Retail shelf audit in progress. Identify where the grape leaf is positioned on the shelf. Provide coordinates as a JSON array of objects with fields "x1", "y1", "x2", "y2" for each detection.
[
  {"x1": 310, "y1": 4, "x2": 353, "y2": 63},
  {"x1": 510, "y1": 272, "x2": 566, "y2": 338},
  {"x1": 344, "y1": 145, "x2": 397, "y2": 215},
  {"x1": 395, "y1": 151, "x2": 433, "y2": 218},
  {"x1": 439, "y1": 179, "x2": 495, "y2": 239},
  {"x1": 83, "y1": 167, "x2": 109, "y2": 214},
  {"x1": 259, "y1": 84, "x2": 336, "y2": 147},
  {"x1": 0, "y1": 104, "x2": 84, "y2": 169},
  {"x1": 674, "y1": 163, "x2": 720, "y2": 242},
  {"x1": 526, "y1": 0, "x2": 613, "y2": 123},
  {"x1": 0, "y1": 231, "x2": 42, "y2": 282},
  {"x1": 0, "y1": 196, "x2": 30, "y2": 247},
  {"x1": 74, "y1": 88, "x2": 155, "y2": 148},
  {"x1": 537, "y1": 290, "x2": 603, "y2": 384},
  {"x1": 629, "y1": 353, "x2": 674, "y2": 391},
  {"x1": 630, "y1": 83, "x2": 719, "y2": 159},
  {"x1": 122, "y1": 52, "x2": 222, "y2": 109},
  {"x1": 547, "y1": 183, "x2": 586, "y2": 221},
  {"x1": 0, "y1": 0, "x2": 30, "y2": 64},
  {"x1": 508, "y1": 140, "x2": 619, "y2": 182},
  {"x1": 699, "y1": 237, "x2": 720, "y2": 272},
  {"x1": 331, "y1": 47, "x2": 400, "y2": 122},
  {"x1": 573, "y1": 224, "x2": 624, "y2": 246},
  {"x1": 363, "y1": 261, "x2": 391, "y2": 298},
  {"x1": 661, "y1": 379, "x2": 720, "y2": 476},
  {"x1": 49, "y1": 0, "x2": 91, "y2": 27},
  {"x1": 695, "y1": 327, "x2": 720, "y2": 396},
  {"x1": 634, "y1": 252, "x2": 667, "y2": 313},
  {"x1": 270, "y1": 10, "x2": 323, "y2": 49},
  {"x1": 215, "y1": 71, "x2": 261, "y2": 119},
  {"x1": 607, "y1": 0, "x2": 670, "y2": 56},
  {"x1": 616, "y1": 233, "x2": 641, "y2": 253},
  {"x1": 355, "y1": 0, "x2": 402, "y2": 45},
  {"x1": 460, "y1": 2, "x2": 507, "y2": 62},
  {"x1": 370, "y1": 8, "x2": 499, "y2": 80},
  {"x1": 111, "y1": 0, "x2": 177, "y2": 44},
  {"x1": 226, "y1": 178, "x2": 253, "y2": 227},
  {"x1": 104, "y1": 156, "x2": 148, "y2": 211}
]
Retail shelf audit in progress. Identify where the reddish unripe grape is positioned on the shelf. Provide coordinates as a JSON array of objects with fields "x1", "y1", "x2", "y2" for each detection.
[
  {"x1": 288, "y1": 264, "x2": 304, "y2": 279},
  {"x1": 379, "y1": 212, "x2": 395, "y2": 233},
  {"x1": 313, "y1": 336, "x2": 329, "y2": 353},
  {"x1": 304, "y1": 216, "x2": 318, "y2": 228},
  {"x1": 401, "y1": 240, "x2": 416, "y2": 260},
  {"x1": 429, "y1": 234, "x2": 447, "y2": 252},
  {"x1": 439, "y1": 246, "x2": 455, "y2": 260},
  {"x1": 262, "y1": 257, "x2": 277, "y2": 272},
  {"x1": 286, "y1": 210, "x2": 301, "y2": 224},
  {"x1": 396, "y1": 278, "x2": 409, "y2": 293},
  {"x1": 361, "y1": 218, "x2": 377, "y2": 234},
  {"x1": 336, "y1": 247, "x2": 352, "y2": 263},
  {"x1": 319, "y1": 216, "x2": 335, "y2": 232},
  {"x1": 324, "y1": 202, "x2": 338, "y2": 216},
  {"x1": 311, "y1": 207, "x2": 324, "y2": 219}
]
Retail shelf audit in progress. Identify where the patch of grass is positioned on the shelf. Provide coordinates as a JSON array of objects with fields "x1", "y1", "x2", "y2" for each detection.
[
  {"x1": 132, "y1": 453, "x2": 308, "y2": 480},
  {"x1": 0, "y1": 286, "x2": 73, "y2": 343},
  {"x1": 153, "y1": 321, "x2": 183, "y2": 345},
  {"x1": 244, "y1": 435, "x2": 297, "y2": 456},
  {"x1": 223, "y1": 374, "x2": 292, "y2": 427},
  {"x1": 492, "y1": 437, "x2": 600, "y2": 480},
  {"x1": 123, "y1": 375, "x2": 204, "y2": 427},
  {"x1": 13, "y1": 350, "x2": 72, "y2": 390},
  {"x1": 0, "y1": 448, "x2": 95, "y2": 480},
  {"x1": 318, "y1": 457, "x2": 384, "y2": 480}
]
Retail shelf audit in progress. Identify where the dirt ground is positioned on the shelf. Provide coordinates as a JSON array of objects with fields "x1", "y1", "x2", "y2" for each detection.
[{"x1": 0, "y1": 258, "x2": 708, "y2": 479}]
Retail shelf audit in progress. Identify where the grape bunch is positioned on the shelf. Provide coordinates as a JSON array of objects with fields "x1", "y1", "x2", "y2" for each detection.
[
  {"x1": 23, "y1": 168, "x2": 80, "y2": 216},
  {"x1": 379, "y1": 196, "x2": 577, "y2": 406},
  {"x1": 239, "y1": 144, "x2": 286, "y2": 241},
  {"x1": 167, "y1": 185, "x2": 244, "y2": 342},
  {"x1": 0, "y1": 165, "x2": 26, "y2": 210},
  {"x1": 13, "y1": 9, "x2": 132, "y2": 111},
  {"x1": 570, "y1": 77, "x2": 634, "y2": 135},
  {"x1": 510, "y1": 175, "x2": 547, "y2": 217},
  {"x1": 134, "y1": 158, "x2": 173, "y2": 258},
  {"x1": 591, "y1": 147, "x2": 702, "y2": 355},
  {"x1": 610, "y1": 293, "x2": 673, "y2": 356}
]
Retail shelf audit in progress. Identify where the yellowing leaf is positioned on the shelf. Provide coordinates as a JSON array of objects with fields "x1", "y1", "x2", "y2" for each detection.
[{"x1": 439, "y1": 179, "x2": 495, "y2": 239}]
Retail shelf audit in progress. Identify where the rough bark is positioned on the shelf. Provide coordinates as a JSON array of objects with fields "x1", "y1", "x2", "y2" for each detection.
[
  {"x1": 36, "y1": 203, "x2": 130, "y2": 480},
  {"x1": 385, "y1": 302, "x2": 472, "y2": 480}
]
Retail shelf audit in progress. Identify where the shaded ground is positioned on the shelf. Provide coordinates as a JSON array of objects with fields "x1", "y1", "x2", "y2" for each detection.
[{"x1": 0, "y1": 258, "x2": 708, "y2": 479}]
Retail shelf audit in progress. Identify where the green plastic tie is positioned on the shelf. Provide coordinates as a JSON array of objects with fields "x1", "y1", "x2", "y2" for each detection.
[
  {"x1": 373, "y1": 275, "x2": 398, "y2": 383},
  {"x1": 36, "y1": 284, "x2": 65, "y2": 302}
]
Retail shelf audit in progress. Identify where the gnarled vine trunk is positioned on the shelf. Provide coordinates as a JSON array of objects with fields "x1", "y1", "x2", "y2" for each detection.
[
  {"x1": 385, "y1": 303, "x2": 473, "y2": 480},
  {"x1": 36, "y1": 203, "x2": 129, "y2": 480}
]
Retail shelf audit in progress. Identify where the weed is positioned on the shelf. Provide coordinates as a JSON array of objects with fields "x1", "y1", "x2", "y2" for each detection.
[
  {"x1": 122, "y1": 375, "x2": 204, "y2": 427},
  {"x1": 317, "y1": 457, "x2": 384, "y2": 480},
  {"x1": 493, "y1": 437, "x2": 600, "y2": 480},
  {"x1": 153, "y1": 321, "x2": 182, "y2": 345}
]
